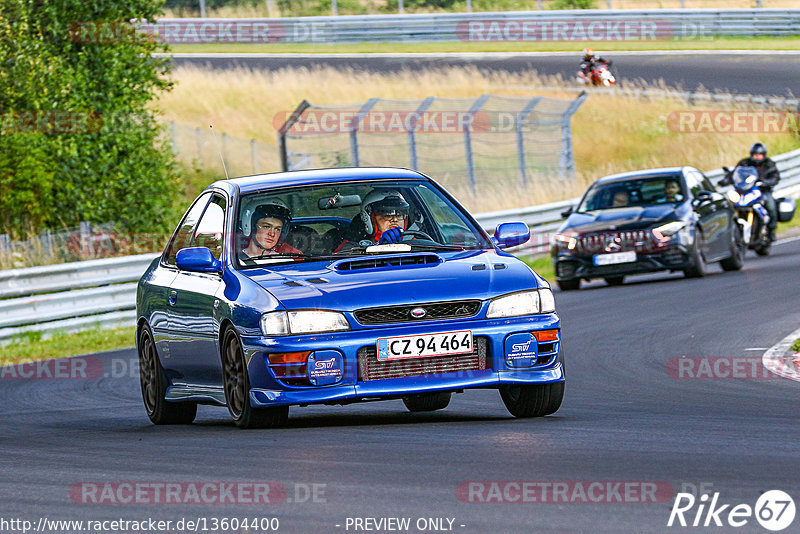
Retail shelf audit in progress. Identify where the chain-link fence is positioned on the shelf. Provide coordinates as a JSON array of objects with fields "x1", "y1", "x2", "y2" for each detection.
[{"x1": 277, "y1": 93, "x2": 586, "y2": 203}]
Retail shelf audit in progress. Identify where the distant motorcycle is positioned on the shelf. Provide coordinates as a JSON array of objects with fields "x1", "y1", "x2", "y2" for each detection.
[
  {"x1": 721, "y1": 166, "x2": 796, "y2": 256},
  {"x1": 578, "y1": 63, "x2": 616, "y2": 87}
]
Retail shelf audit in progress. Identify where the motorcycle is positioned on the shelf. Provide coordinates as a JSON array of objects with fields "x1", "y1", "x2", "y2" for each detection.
[
  {"x1": 721, "y1": 166, "x2": 796, "y2": 256},
  {"x1": 578, "y1": 62, "x2": 616, "y2": 87}
]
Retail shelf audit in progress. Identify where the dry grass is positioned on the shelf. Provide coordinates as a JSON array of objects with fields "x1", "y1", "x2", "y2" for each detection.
[{"x1": 157, "y1": 65, "x2": 799, "y2": 212}]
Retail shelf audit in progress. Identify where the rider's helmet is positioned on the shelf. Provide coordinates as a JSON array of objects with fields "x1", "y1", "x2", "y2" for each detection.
[
  {"x1": 359, "y1": 190, "x2": 410, "y2": 238},
  {"x1": 750, "y1": 142, "x2": 767, "y2": 162},
  {"x1": 583, "y1": 48, "x2": 595, "y2": 60},
  {"x1": 250, "y1": 199, "x2": 292, "y2": 248}
]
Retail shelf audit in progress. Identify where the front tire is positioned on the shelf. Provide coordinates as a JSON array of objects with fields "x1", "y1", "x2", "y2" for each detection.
[
  {"x1": 720, "y1": 225, "x2": 745, "y2": 271},
  {"x1": 557, "y1": 278, "x2": 580, "y2": 291},
  {"x1": 402, "y1": 392, "x2": 451, "y2": 412},
  {"x1": 222, "y1": 328, "x2": 288, "y2": 429},
  {"x1": 138, "y1": 324, "x2": 197, "y2": 425},
  {"x1": 683, "y1": 229, "x2": 707, "y2": 278},
  {"x1": 500, "y1": 382, "x2": 564, "y2": 418}
]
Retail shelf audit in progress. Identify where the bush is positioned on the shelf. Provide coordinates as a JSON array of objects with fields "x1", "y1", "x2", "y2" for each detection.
[
  {"x1": 0, "y1": 0, "x2": 181, "y2": 236},
  {"x1": 551, "y1": 0, "x2": 597, "y2": 9}
]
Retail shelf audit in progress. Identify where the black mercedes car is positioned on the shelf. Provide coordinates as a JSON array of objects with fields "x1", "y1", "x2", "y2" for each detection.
[{"x1": 551, "y1": 167, "x2": 745, "y2": 290}]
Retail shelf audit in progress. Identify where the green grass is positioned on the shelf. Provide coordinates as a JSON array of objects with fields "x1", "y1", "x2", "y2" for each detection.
[
  {"x1": 519, "y1": 253, "x2": 555, "y2": 284},
  {"x1": 169, "y1": 36, "x2": 800, "y2": 54},
  {"x1": 792, "y1": 338, "x2": 800, "y2": 353},
  {"x1": 0, "y1": 327, "x2": 136, "y2": 365}
]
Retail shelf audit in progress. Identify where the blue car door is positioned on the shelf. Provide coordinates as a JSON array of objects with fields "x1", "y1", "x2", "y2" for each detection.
[{"x1": 167, "y1": 192, "x2": 228, "y2": 387}]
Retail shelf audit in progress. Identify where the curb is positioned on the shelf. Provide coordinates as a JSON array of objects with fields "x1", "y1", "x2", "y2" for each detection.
[{"x1": 762, "y1": 327, "x2": 800, "y2": 382}]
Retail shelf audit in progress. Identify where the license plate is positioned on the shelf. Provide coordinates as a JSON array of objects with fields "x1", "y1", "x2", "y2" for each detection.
[
  {"x1": 376, "y1": 330, "x2": 473, "y2": 361},
  {"x1": 593, "y1": 251, "x2": 636, "y2": 266}
]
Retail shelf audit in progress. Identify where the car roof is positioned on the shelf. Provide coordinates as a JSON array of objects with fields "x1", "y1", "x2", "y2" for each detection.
[
  {"x1": 208, "y1": 167, "x2": 428, "y2": 194},
  {"x1": 593, "y1": 167, "x2": 689, "y2": 185}
]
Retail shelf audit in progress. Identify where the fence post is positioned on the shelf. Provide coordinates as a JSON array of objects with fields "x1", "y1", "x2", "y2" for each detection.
[
  {"x1": 408, "y1": 97, "x2": 436, "y2": 170},
  {"x1": 80, "y1": 221, "x2": 91, "y2": 256},
  {"x1": 349, "y1": 98, "x2": 380, "y2": 167},
  {"x1": 463, "y1": 94, "x2": 490, "y2": 197},
  {"x1": 559, "y1": 91, "x2": 588, "y2": 181},
  {"x1": 278, "y1": 100, "x2": 311, "y2": 172},
  {"x1": 251, "y1": 139, "x2": 258, "y2": 174},
  {"x1": 516, "y1": 96, "x2": 542, "y2": 187}
]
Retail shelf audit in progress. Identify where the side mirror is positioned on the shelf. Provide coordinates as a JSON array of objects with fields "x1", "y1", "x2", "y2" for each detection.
[
  {"x1": 560, "y1": 206, "x2": 574, "y2": 218},
  {"x1": 494, "y1": 222, "x2": 530, "y2": 249},
  {"x1": 176, "y1": 247, "x2": 223, "y2": 273},
  {"x1": 695, "y1": 190, "x2": 714, "y2": 203}
]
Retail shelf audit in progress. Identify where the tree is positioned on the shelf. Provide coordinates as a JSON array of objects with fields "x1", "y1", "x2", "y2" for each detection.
[{"x1": 0, "y1": 0, "x2": 180, "y2": 236}]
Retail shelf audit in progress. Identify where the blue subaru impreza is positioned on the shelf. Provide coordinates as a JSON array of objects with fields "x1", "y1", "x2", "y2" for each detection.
[{"x1": 136, "y1": 167, "x2": 564, "y2": 428}]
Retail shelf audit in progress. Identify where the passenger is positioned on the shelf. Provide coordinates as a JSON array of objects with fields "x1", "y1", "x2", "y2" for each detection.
[
  {"x1": 335, "y1": 190, "x2": 409, "y2": 252},
  {"x1": 612, "y1": 190, "x2": 629, "y2": 208},
  {"x1": 240, "y1": 200, "x2": 302, "y2": 263},
  {"x1": 660, "y1": 180, "x2": 684, "y2": 203}
]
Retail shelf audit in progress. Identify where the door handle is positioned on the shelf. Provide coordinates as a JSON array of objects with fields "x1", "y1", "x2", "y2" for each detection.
[{"x1": 168, "y1": 290, "x2": 177, "y2": 306}]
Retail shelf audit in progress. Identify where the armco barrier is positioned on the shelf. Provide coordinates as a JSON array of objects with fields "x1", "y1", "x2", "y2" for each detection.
[
  {"x1": 1, "y1": 148, "x2": 798, "y2": 340},
  {"x1": 143, "y1": 9, "x2": 800, "y2": 44}
]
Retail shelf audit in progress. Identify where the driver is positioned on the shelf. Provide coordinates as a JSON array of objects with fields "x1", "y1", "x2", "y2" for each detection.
[
  {"x1": 334, "y1": 190, "x2": 410, "y2": 252},
  {"x1": 660, "y1": 179, "x2": 684, "y2": 203},
  {"x1": 240, "y1": 200, "x2": 302, "y2": 263}
]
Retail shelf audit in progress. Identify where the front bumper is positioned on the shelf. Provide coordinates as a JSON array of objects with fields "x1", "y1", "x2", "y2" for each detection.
[
  {"x1": 553, "y1": 244, "x2": 692, "y2": 281},
  {"x1": 241, "y1": 314, "x2": 562, "y2": 407}
]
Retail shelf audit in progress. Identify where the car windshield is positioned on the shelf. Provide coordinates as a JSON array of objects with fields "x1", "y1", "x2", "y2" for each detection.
[
  {"x1": 235, "y1": 179, "x2": 491, "y2": 268},
  {"x1": 577, "y1": 176, "x2": 686, "y2": 212}
]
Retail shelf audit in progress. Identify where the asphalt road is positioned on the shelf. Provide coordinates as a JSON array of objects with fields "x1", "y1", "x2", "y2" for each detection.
[
  {"x1": 170, "y1": 52, "x2": 800, "y2": 97},
  {"x1": 2, "y1": 238, "x2": 800, "y2": 532}
]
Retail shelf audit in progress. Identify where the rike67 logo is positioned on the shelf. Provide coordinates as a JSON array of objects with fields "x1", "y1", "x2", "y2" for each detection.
[{"x1": 668, "y1": 490, "x2": 795, "y2": 531}]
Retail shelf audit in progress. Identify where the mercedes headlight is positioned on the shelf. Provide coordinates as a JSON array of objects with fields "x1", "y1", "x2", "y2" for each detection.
[
  {"x1": 551, "y1": 233, "x2": 578, "y2": 250},
  {"x1": 486, "y1": 289, "x2": 556, "y2": 318},
  {"x1": 261, "y1": 310, "x2": 350, "y2": 336},
  {"x1": 652, "y1": 221, "x2": 686, "y2": 241}
]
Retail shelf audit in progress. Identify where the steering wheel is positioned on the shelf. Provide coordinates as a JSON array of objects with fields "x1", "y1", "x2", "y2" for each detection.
[{"x1": 402, "y1": 230, "x2": 435, "y2": 242}]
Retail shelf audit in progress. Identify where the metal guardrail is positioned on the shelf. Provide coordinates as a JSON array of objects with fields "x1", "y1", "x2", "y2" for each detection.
[
  {"x1": 147, "y1": 9, "x2": 800, "y2": 44},
  {"x1": 1, "y1": 149, "x2": 799, "y2": 341}
]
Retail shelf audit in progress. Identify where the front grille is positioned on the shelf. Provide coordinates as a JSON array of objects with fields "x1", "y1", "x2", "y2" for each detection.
[
  {"x1": 358, "y1": 338, "x2": 488, "y2": 381},
  {"x1": 578, "y1": 230, "x2": 665, "y2": 254},
  {"x1": 354, "y1": 300, "x2": 481, "y2": 325}
]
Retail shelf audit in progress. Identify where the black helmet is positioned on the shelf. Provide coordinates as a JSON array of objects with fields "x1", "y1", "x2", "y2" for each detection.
[
  {"x1": 750, "y1": 142, "x2": 767, "y2": 157},
  {"x1": 250, "y1": 199, "x2": 292, "y2": 248}
]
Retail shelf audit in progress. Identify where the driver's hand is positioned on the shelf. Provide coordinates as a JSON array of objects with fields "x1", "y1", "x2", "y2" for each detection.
[{"x1": 379, "y1": 227, "x2": 404, "y2": 244}]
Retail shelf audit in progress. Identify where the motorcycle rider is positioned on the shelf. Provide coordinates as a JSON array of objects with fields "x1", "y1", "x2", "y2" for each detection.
[
  {"x1": 578, "y1": 48, "x2": 612, "y2": 84},
  {"x1": 718, "y1": 142, "x2": 780, "y2": 240}
]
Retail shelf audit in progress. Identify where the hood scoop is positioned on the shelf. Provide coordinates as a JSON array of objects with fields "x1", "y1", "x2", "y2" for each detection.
[{"x1": 333, "y1": 253, "x2": 442, "y2": 272}]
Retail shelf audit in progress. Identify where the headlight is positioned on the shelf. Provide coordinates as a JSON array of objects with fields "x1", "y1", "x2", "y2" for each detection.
[
  {"x1": 261, "y1": 310, "x2": 350, "y2": 336},
  {"x1": 652, "y1": 221, "x2": 686, "y2": 241},
  {"x1": 552, "y1": 233, "x2": 577, "y2": 250},
  {"x1": 727, "y1": 190, "x2": 741, "y2": 203},
  {"x1": 486, "y1": 289, "x2": 556, "y2": 318}
]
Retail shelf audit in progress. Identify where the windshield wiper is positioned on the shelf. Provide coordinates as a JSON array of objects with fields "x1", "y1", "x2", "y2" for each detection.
[{"x1": 407, "y1": 243, "x2": 468, "y2": 251}]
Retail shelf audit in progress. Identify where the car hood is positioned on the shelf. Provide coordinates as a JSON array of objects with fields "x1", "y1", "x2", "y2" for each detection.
[
  {"x1": 242, "y1": 250, "x2": 540, "y2": 311},
  {"x1": 562, "y1": 204, "x2": 684, "y2": 233}
]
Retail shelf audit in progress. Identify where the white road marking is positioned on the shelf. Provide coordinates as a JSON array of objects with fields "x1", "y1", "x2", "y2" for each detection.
[
  {"x1": 775, "y1": 235, "x2": 800, "y2": 246},
  {"x1": 762, "y1": 327, "x2": 800, "y2": 382}
]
